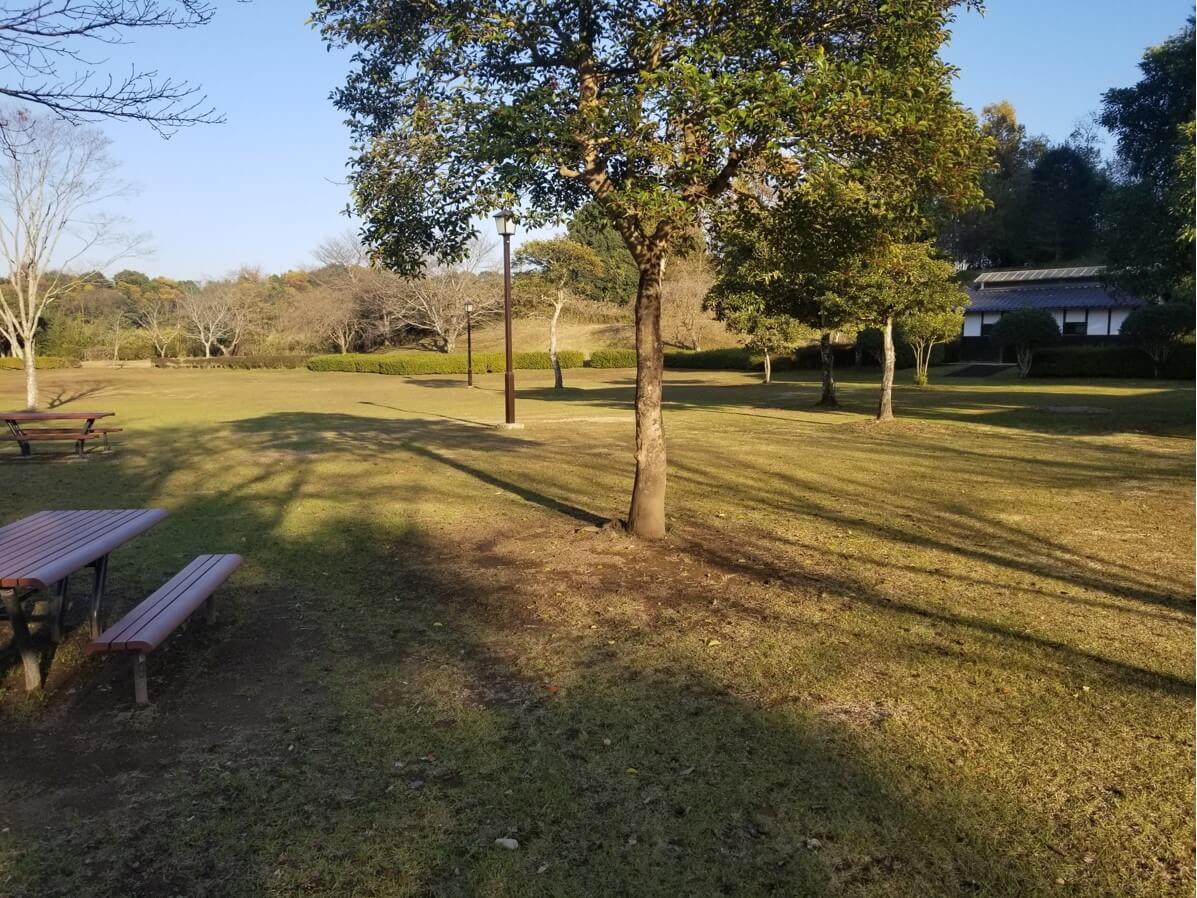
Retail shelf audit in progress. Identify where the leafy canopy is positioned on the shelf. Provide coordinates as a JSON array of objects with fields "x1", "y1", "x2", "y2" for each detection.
[
  {"x1": 990, "y1": 308, "x2": 1060, "y2": 348},
  {"x1": 313, "y1": 0, "x2": 988, "y2": 275}
]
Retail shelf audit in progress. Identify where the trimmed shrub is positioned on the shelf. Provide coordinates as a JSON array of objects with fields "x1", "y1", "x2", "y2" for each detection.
[
  {"x1": 588, "y1": 348, "x2": 637, "y2": 368},
  {"x1": 664, "y1": 347, "x2": 754, "y2": 370},
  {"x1": 1029, "y1": 343, "x2": 1195, "y2": 379},
  {"x1": 308, "y1": 350, "x2": 586, "y2": 375},
  {"x1": 0, "y1": 355, "x2": 81, "y2": 370},
  {"x1": 153, "y1": 355, "x2": 313, "y2": 369}
]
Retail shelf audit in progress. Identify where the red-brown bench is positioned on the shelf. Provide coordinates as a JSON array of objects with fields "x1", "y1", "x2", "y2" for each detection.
[
  {"x1": 86, "y1": 554, "x2": 242, "y2": 704},
  {"x1": 1, "y1": 411, "x2": 120, "y2": 457}
]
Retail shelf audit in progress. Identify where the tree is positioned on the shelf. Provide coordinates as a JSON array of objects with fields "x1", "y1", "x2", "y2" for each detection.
[
  {"x1": 315, "y1": 0, "x2": 988, "y2": 538},
  {"x1": 284, "y1": 286, "x2": 363, "y2": 353},
  {"x1": 710, "y1": 292, "x2": 805, "y2": 384},
  {"x1": 661, "y1": 255, "x2": 719, "y2": 352},
  {"x1": 901, "y1": 306, "x2": 965, "y2": 386},
  {"x1": 0, "y1": 2, "x2": 220, "y2": 145},
  {"x1": 565, "y1": 203, "x2": 639, "y2": 304},
  {"x1": 177, "y1": 284, "x2": 234, "y2": 358},
  {"x1": 514, "y1": 238, "x2": 602, "y2": 388},
  {"x1": 990, "y1": 308, "x2": 1059, "y2": 377},
  {"x1": 1119, "y1": 303, "x2": 1196, "y2": 377},
  {"x1": 837, "y1": 242, "x2": 964, "y2": 420},
  {"x1": 132, "y1": 294, "x2": 183, "y2": 358},
  {"x1": 389, "y1": 241, "x2": 500, "y2": 353},
  {"x1": 1099, "y1": 20, "x2": 1196, "y2": 300},
  {"x1": 0, "y1": 116, "x2": 137, "y2": 408},
  {"x1": 1026, "y1": 146, "x2": 1105, "y2": 262}
]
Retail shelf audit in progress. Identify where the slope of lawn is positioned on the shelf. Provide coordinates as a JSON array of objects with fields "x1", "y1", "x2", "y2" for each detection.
[{"x1": 0, "y1": 365, "x2": 1192, "y2": 898}]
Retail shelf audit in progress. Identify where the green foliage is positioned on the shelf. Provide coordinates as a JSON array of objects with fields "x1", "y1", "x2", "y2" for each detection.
[
  {"x1": 0, "y1": 356, "x2": 80, "y2": 370},
  {"x1": 1119, "y1": 302, "x2": 1196, "y2": 375},
  {"x1": 707, "y1": 290, "x2": 805, "y2": 365},
  {"x1": 314, "y1": 0, "x2": 988, "y2": 276},
  {"x1": 565, "y1": 204, "x2": 640, "y2": 304},
  {"x1": 308, "y1": 351, "x2": 584, "y2": 375},
  {"x1": 990, "y1": 308, "x2": 1060, "y2": 377},
  {"x1": 1099, "y1": 21, "x2": 1196, "y2": 299},
  {"x1": 1030, "y1": 343, "x2": 1195, "y2": 379},
  {"x1": 856, "y1": 327, "x2": 916, "y2": 368},
  {"x1": 588, "y1": 349, "x2": 638, "y2": 369},
  {"x1": 990, "y1": 309, "x2": 1061, "y2": 348},
  {"x1": 152, "y1": 356, "x2": 314, "y2": 370},
  {"x1": 901, "y1": 305, "x2": 965, "y2": 385},
  {"x1": 664, "y1": 348, "x2": 755, "y2": 370},
  {"x1": 1026, "y1": 146, "x2": 1106, "y2": 262}
]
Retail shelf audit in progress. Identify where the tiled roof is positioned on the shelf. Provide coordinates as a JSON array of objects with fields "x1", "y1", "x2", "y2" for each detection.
[{"x1": 965, "y1": 283, "x2": 1145, "y2": 313}]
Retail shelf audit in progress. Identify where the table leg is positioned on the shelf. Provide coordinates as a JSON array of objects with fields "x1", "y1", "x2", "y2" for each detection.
[
  {"x1": 1, "y1": 587, "x2": 42, "y2": 691},
  {"x1": 4, "y1": 419, "x2": 29, "y2": 457},
  {"x1": 49, "y1": 577, "x2": 69, "y2": 643},
  {"x1": 88, "y1": 556, "x2": 110, "y2": 640}
]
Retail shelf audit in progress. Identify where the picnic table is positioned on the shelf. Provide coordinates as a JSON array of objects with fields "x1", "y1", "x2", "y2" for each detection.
[
  {"x1": 0, "y1": 509, "x2": 168, "y2": 691},
  {"x1": 1, "y1": 410, "x2": 118, "y2": 457}
]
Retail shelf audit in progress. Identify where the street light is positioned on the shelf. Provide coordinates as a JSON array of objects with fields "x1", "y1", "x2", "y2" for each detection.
[
  {"x1": 464, "y1": 300, "x2": 474, "y2": 388},
  {"x1": 493, "y1": 209, "x2": 518, "y2": 426}
]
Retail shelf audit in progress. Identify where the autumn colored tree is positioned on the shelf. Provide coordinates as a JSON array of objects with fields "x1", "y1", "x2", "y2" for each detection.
[
  {"x1": 515, "y1": 238, "x2": 603, "y2": 388},
  {"x1": 314, "y1": 0, "x2": 988, "y2": 537}
]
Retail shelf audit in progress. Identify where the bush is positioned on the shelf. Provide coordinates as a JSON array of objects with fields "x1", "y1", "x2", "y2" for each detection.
[
  {"x1": 588, "y1": 348, "x2": 638, "y2": 368},
  {"x1": 1029, "y1": 343, "x2": 1195, "y2": 379},
  {"x1": 308, "y1": 350, "x2": 586, "y2": 375},
  {"x1": 153, "y1": 355, "x2": 313, "y2": 369},
  {"x1": 664, "y1": 347, "x2": 755, "y2": 370},
  {"x1": 0, "y1": 355, "x2": 81, "y2": 370}
]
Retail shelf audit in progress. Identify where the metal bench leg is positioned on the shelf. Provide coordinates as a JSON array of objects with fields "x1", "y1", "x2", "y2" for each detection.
[
  {"x1": 49, "y1": 576, "x2": 69, "y2": 643},
  {"x1": 88, "y1": 555, "x2": 110, "y2": 640},
  {"x1": 133, "y1": 654, "x2": 149, "y2": 705},
  {"x1": 2, "y1": 587, "x2": 42, "y2": 691}
]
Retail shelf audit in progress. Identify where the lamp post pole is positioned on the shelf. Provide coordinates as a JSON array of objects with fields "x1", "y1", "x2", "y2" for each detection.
[
  {"x1": 465, "y1": 300, "x2": 474, "y2": 388},
  {"x1": 493, "y1": 209, "x2": 518, "y2": 427},
  {"x1": 502, "y1": 231, "x2": 515, "y2": 424}
]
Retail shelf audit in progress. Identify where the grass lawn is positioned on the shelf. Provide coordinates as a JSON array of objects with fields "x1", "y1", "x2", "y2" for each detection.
[{"x1": 0, "y1": 364, "x2": 1192, "y2": 897}]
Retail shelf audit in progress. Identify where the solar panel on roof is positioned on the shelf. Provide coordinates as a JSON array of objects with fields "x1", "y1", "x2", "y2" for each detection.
[{"x1": 973, "y1": 266, "x2": 1104, "y2": 285}]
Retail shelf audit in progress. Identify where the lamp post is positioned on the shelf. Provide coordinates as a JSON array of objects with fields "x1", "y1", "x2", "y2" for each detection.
[
  {"x1": 493, "y1": 209, "x2": 518, "y2": 426},
  {"x1": 465, "y1": 300, "x2": 474, "y2": 388}
]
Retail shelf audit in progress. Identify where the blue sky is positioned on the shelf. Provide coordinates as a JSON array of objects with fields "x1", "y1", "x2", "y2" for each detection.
[{"x1": 83, "y1": 1, "x2": 1195, "y2": 279}]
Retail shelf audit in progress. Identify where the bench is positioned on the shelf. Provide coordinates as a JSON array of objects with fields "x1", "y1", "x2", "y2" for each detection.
[
  {"x1": 0, "y1": 427, "x2": 122, "y2": 455},
  {"x1": 85, "y1": 554, "x2": 242, "y2": 704}
]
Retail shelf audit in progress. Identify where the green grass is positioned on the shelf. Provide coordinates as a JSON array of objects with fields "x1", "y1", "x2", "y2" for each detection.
[{"x1": 0, "y1": 365, "x2": 1192, "y2": 897}]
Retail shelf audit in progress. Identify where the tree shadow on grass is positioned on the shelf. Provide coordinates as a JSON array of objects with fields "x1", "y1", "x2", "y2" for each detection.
[{"x1": 0, "y1": 415, "x2": 1188, "y2": 896}]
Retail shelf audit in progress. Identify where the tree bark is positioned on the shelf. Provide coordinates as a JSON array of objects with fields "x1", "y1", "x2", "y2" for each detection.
[
  {"x1": 876, "y1": 316, "x2": 895, "y2": 422},
  {"x1": 816, "y1": 331, "x2": 838, "y2": 407},
  {"x1": 550, "y1": 295, "x2": 564, "y2": 389},
  {"x1": 762, "y1": 350, "x2": 771, "y2": 384},
  {"x1": 627, "y1": 260, "x2": 667, "y2": 539},
  {"x1": 23, "y1": 341, "x2": 37, "y2": 410}
]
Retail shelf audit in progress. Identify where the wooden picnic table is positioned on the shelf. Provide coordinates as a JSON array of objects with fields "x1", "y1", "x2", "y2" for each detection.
[
  {"x1": 0, "y1": 509, "x2": 168, "y2": 691},
  {"x1": 1, "y1": 410, "x2": 117, "y2": 457}
]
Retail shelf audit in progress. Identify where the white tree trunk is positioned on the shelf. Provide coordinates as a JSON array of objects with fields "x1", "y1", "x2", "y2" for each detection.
[
  {"x1": 23, "y1": 343, "x2": 37, "y2": 410},
  {"x1": 550, "y1": 296, "x2": 565, "y2": 389}
]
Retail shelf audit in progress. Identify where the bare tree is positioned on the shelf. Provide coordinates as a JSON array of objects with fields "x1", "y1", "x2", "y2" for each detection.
[
  {"x1": 132, "y1": 294, "x2": 182, "y2": 357},
  {"x1": 284, "y1": 285, "x2": 362, "y2": 353},
  {"x1": 176, "y1": 284, "x2": 233, "y2": 358},
  {"x1": 0, "y1": 115, "x2": 139, "y2": 408},
  {"x1": 311, "y1": 230, "x2": 399, "y2": 346},
  {"x1": 390, "y1": 239, "x2": 500, "y2": 352},
  {"x1": 661, "y1": 256, "x2": 719, "y2": 351},
  {"x1": 0, "y1": 2, "x2": 221, "y2": 146}
]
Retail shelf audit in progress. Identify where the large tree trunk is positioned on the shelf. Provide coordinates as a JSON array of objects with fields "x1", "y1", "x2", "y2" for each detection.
[
  {"x1": 876, "y1": 316, "x2": 895, "y2": 422},
  {"x1": 627, "y1": 261, "x2": 667, "y2": 539},
  {"x1": 816, "y1": 331, "x2": 838, "y2": 407},
  {"x1": 550, "y1": 297, "x2": 564, "y2": 389},
  {"x1": 23, "y1": 341, "x2": 37, "y2": 410}
]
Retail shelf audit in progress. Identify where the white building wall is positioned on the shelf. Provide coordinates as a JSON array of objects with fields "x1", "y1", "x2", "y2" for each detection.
[
  {"x1": 1051, "y1": 309, "x2": 1064, "y2": 329},
  {"x1": 1087, "y1": 309, "x2": 1111, "y2": 336},
  {"x1": 962, "y1": 312, "x2": 982, "y2": 337},
  {"x1": 1110, "y1": 308, "x2": 1131, "y2": 335}
]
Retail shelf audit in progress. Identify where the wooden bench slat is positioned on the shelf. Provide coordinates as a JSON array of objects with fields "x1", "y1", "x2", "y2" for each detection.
[
  {"x1": 86, "y1": 554, "x2": 242, "y2": 655},
  {"x1": 0, "y1": 432, "x2": 104, "y2": 441}
]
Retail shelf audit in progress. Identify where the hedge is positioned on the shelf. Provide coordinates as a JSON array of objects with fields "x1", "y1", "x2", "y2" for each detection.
[
  {"x1": 664, "y1": 347, "x2": 755, "y2": 370},
  {"x1": 1029, "y1": 343, "x2": 1195, "y2": 379},
  {"x1": 588, "y1": 348, "x2": 637, "y2": 368},
  {"x1": 152, "y1": 355, "x2": 313, "y2": 369},
  {"x1": 308, "y1": 349, "x2": 585, "y2": 375},
  {"x1": 0, "y1": 356, "x2": 81, "y2": 370}
]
